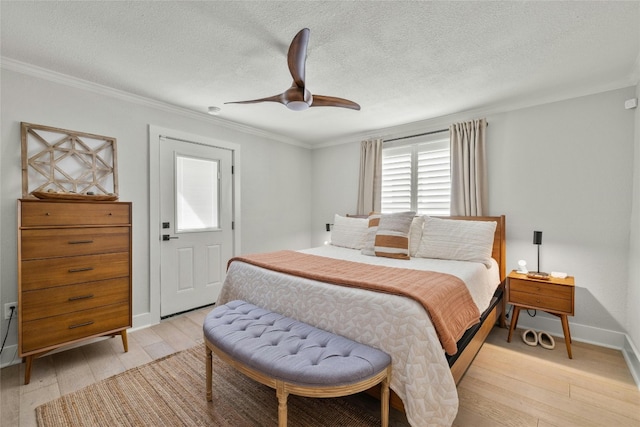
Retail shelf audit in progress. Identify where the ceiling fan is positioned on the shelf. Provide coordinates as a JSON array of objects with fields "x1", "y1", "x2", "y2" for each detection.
[{"x1": 225, "y1": 28, "x2": 360, "y2": 111}]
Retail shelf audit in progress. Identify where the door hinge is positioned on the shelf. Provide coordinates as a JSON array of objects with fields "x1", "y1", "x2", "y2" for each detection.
[
  {"x1": 231, "y1": 221, "x2": 235, "y2": 230},
  {"x1": 231, "y1": 165, "x2": 234, "y2": 174}
]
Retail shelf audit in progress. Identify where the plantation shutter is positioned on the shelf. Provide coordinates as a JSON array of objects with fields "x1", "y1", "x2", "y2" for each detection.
[
  {"x1": 417, "y1": 141, "x2": 450, "y2": 215},
  {"x1": 381, "y1": 139, "x2": 450, "y2": 215},
  {"x1": 381, "y1": 146, "x2": 412, "y2": 213}
]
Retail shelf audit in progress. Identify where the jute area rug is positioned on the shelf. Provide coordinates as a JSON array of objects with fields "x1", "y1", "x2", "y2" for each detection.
[{"x1": 36, "y1": 343, "x2": 385, "y2": 426}]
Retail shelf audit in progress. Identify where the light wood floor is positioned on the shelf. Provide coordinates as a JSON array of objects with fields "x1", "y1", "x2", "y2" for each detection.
[{"x1": 1, "y1": 306, "x2": 638, "y2": 426}]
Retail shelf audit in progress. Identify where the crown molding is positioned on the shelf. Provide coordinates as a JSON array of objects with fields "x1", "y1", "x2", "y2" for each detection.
[{"x1": 0, "y1": 57, "x2": 310, "y2": 149}]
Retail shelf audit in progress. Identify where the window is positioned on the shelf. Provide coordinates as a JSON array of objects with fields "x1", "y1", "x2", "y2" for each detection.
[
  {"x1": 175, "y1": 154, "x2": 220, "y2": 232},
  {"x1": 381, "y1": 136, "x2": 450, "y2": 215}
]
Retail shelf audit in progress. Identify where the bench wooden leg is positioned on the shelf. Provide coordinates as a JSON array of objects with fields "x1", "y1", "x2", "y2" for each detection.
[
  {"x1": 380, "y1": 367, "x2": 390, "y2": 427},
  {"x1": 206, "y1": 346, "x2": 213, "y2": 402},
  {"x1": 276, "y1": 381, "x2": 288, "y2": 427}
]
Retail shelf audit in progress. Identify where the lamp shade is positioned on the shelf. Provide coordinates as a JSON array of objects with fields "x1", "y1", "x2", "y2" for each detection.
[{"x1": 533, "y1": 231, "x2": 543, "y2": 245}]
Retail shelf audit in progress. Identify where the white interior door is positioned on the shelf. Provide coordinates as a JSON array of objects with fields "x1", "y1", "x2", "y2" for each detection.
[{"x1": 159, "y1": 137, "x2": 233, "y2": 317}]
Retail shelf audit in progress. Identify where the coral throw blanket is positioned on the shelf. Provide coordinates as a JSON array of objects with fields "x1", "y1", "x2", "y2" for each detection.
[{"x1": 228, "y1": 250, "x2": 480, "y2": 355}]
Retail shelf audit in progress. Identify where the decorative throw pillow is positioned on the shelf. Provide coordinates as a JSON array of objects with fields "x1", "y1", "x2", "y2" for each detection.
[
  {"x1": 330, "y1": 214, "x2": 369, "y2": 249},
  {"x1": 360, "y1": 213, "x2": 381, "y2": 256},
  {"x1": 373, "y1": 211, "x2": 416, "y2": 259},
  {"x1": 416, "y1": 217, "x2": 497, "y2": 267}
]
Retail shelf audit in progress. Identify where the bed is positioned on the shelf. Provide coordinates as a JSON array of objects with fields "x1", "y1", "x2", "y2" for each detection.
[{"x1": 217, "y1": 214, "x2": 506, "y2": 427}]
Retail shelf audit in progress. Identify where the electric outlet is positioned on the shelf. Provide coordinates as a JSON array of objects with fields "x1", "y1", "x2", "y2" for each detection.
[{"x1": 4, "y1": 303, "x2": 17, "y2": 320}]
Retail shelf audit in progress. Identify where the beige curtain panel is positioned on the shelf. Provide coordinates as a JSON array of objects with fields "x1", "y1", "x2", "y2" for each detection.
[
  {"x1": 356, "y1": 138, "x2": 383, "y2": 215},
  {"x1": 450, "y1": 118, "x2": 488, "y2": 216}
]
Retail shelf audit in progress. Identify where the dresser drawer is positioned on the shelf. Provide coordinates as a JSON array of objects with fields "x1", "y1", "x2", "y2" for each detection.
[
  {"x1": 509, "y1": 278, "x2": 573, "y2": 299},
  {"x1": 21, "y1": 302, "x2": 130, "y2": 355},
  {"x1": 21, "y1": 227, "x2": 129, "y2": 260},
  {"x1": 21, "y1": 252, "x2": 129, "y2": 291},
  {"x1": 20, "y1": 201, "x2": 130, "y2": 227},
  {"x1": 509, "y1": 289, "x2": 573, "y2": 314},
  {"x1": 21, "y1": 277, "x2": 130, "y2": 322}
]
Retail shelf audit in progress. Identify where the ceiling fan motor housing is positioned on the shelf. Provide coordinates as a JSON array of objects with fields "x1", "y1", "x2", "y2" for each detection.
[{"x1": 284, "y1": 86, "x2": 313, "y2": 111}]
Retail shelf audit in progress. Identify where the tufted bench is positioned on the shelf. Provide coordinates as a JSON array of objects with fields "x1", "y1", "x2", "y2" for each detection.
[{"x1": 203, "y1": 300, "x2": 392, "y2": 427}]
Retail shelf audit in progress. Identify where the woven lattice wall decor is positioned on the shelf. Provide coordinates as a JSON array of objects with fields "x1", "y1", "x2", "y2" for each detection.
[{"x1": 21, "y1": 123, "x2": 118, "y2": 198}]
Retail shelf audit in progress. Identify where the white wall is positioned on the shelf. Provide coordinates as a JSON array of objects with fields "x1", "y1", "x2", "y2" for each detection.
[
  {"x1": 491, "y1": 88, "x2": 635, "y2": 341},
  {"x1": 311, "y1": 141, "x2": 361, "y2": 245},
  {"x1": 312, "y1": 87, "x2": 637, "y2": 349},
  {"x1": 0, "y1": 69, "x2": 312, "y2": 365}
]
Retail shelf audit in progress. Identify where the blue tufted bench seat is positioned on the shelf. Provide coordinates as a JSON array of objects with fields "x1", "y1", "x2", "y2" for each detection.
[{"x1": 203, "y1": 300, "x2": 392, "y2": 427}]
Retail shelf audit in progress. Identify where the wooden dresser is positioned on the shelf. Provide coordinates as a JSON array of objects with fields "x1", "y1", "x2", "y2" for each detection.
[{"x1": 18, "y1": 199, "x2": 132, "y2": 384}]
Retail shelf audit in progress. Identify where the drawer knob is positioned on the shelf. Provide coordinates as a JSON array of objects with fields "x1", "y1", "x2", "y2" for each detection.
[
  {"x1": 45, "y1": 212, "x2": 51, "y2": 216},
  {"x1": 69, "y1": 321, "x2": 94, "y2": 329}
]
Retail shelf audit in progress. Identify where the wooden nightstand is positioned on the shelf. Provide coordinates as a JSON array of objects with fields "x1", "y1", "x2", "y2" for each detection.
[{"x1": 506, "y1": 270, "x2": 575, "y2": 358}]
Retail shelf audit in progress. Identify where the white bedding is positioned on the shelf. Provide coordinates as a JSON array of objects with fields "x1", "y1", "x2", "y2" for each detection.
[{"x1": 217, "y1": 246, "x2": 501, "y2": 427}]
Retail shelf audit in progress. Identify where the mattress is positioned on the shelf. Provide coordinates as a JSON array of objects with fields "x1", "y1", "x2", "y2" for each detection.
[{"x1": 218, "y1": 245, "x2": 501, "y2": 427}]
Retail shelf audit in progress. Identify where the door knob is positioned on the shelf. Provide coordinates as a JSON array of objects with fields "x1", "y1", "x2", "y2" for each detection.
[{"x1": 162, "y1": 234, "x2": 179, "y2": 241}]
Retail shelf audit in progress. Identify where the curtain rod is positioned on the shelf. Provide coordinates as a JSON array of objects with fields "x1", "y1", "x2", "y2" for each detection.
[
  {"x1": 384, "y1": 128, "x2": 448, "y2": 143},
  {"x1": 383, "y1": 122, "x2": 488, "y2": 143}
]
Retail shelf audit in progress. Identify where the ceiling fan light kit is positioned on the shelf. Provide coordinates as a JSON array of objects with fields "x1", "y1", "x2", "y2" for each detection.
[{"x1": 225, "y1": 28, "x2": 360, "y2": 112}]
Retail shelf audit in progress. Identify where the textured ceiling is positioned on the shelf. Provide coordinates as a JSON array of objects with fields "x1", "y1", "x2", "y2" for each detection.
[{"x1": 1, "y1": 1, "x2": 639, "y2": 147}]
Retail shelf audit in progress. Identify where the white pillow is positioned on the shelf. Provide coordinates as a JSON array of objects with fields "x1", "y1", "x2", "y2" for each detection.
[
  {"x1": 330, "y1": 214, "x2": 368, "y2": 249},
  {"x1": 409, "y1": 215, "x2": 425, "y2": 256},
  {"x1": 416, "y1": 217, "x2": 497, "y2": 267}
]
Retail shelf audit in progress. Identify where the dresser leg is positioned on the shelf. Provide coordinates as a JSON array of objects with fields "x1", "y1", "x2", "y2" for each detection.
[
  {"x1": 24, "y1": 355, "x2": 33, "y2": 385},
  {"x1": 561, "y1": 315, "x2": 573, "y2": 359},
  {"x1": 120, "y1": 330, "x2": 129, "y2": 353},
  {"x1": 507, "y1": 306, "x2": 521, "y2": 342}
]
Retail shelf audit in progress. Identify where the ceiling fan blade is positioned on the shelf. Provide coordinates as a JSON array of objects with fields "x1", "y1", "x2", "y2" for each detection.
[
  {"x1": 310, "y1": 95, "x2": 361, "y2": 110},
  {"x1": 287, "y1": 28, "x2": 310, "y2": 88},
  {"x1": 224, "y1": 94, "x2": 285, "y2": 105}
]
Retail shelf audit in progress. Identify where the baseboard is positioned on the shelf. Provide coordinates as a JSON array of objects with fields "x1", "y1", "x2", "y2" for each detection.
[
  {"x1": 0, "y1": 343, "x2": 19, "y2": 368},
  {"x1": 517, "y1": 315, "x2": 626, "y2": 349},
  {"x1": 517, "y1": 315, "x2": 640, "y2": 388},
  {"x1": 623, "y1": 335, "x2": 640, "y2": 390},
  {"x1": 132, "y1": 311, "x2": 158, "y2": 330}
]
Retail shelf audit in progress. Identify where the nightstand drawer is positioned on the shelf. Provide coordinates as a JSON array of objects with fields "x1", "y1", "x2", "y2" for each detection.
[
  {"x1": 509, "y1": 289, "x2": 573, "y2": 313},
  {"x1": 21, "y1": 302, "x2": 130, "y2": 354},
  {"x1": 21, "y1": 227, "x2": 129, "y2": 259},
  {"x1": 509, "y1": 278, "x2": 573, "y2": 299},
  {"x1": 21, "y1": 277, "x2": 130, "y2": 322},
  {"x1": 21, "y1": 252, "x2": 130, "y2": 291}
]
